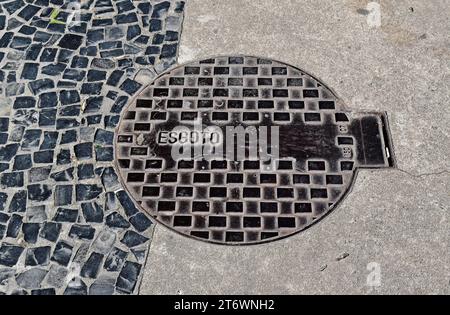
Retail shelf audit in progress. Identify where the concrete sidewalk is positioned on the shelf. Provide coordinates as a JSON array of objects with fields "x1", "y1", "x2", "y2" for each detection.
[{"x1": 140, "y1": 0, "x2": 449, "y2": 294}]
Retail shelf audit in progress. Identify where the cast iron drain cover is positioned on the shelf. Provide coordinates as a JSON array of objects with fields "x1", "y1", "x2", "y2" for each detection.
[{"x1": 115, "y1": 56, "x2": 394, "y2": 245}]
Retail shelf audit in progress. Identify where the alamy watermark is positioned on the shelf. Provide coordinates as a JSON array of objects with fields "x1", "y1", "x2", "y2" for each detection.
[
  {"x1": 366, "y1": 2, "x2": 382, "y2": 28},
  {"x1": 158, "y1": 123, "x2": 280, "y2": 165},
  {"x1": 49, "y1": 1, "x2": 84, "y2": 28},
  {"x1": 366, "y1": 262, "x2": 382, "y2": 288}
]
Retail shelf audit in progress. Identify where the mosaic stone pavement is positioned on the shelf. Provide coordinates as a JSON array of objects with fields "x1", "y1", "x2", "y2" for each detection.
[{"x1": 0, "y1": 0, "x2": 185, "y2": 295}]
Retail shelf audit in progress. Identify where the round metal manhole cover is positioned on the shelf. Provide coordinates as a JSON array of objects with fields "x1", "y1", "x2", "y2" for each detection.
[{"x1": 115, "y1": 56, "x2": 393, "y2": 245}]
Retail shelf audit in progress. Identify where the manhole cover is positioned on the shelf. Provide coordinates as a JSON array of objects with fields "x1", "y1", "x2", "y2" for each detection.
[{"x1": 115, "y1": 56, "x2": 394, "y2": 245}]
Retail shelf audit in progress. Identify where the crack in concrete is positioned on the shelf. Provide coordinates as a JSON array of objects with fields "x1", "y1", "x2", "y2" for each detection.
[{"x1": 396, "y1": 168, "x2": 450, "y2": 178}]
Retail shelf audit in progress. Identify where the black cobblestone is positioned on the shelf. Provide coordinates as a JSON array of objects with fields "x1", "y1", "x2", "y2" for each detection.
[
  {"x1": 0, "y1": 244, "x2": 24, "y2": 267},
  {"x1": 0, "y1": 0, "x2": 184, "y2": 295},
  {"x1": 116, "y1": 261, "x2": 141, "y2": 294},
  {"x1": 51, "y1": 241, "x2": 73, "y2": 266},
  {"x1": 25, "y1": 246, "x2": 51, "y2": 266}
]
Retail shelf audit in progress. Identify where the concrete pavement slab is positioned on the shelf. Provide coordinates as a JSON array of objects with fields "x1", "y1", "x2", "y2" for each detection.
[{"x1": 140, "y1": 0, "x2": 449, "y2": 295}]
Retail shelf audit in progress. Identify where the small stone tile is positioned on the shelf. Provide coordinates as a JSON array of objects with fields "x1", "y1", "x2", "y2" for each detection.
[
  {"x1": 106, "y1": 212, "x2": 131, "y2": 229},
  {"x1": 89, "y1": 277, "x2": 115, "y2": 295},
  {"x1": 120, "y1": 230, "x2": 149, "y2": 248},
  {"x1": 22, "y1": 223, "x2": 40, "y2": 244},
  {"x1": 116, "y1": 261, "x2": 141, "y2": 294},
  {"x1": 63, "y1": 278, "x2": 87, "y2": 295},
  {"x1": 6, "y1": 214, "x2": 22, "y2": 238},
  {"x1": 69, "y1": 224, "x2": 95, "y2": 240},
  {"x1": 80, "y1": 252, "x2": 104, "y2": 278},
  {"x1": 27, "y1": 184, "x2": 52, "y2": 201},
  {"x1": 104, "y1": 247, "x2": 127, "y2": 272},
  {"x1": 53, "y1": 208, "x2": 78, "y2": 223},
  {"x1": 31, "y1": 288, "x2": 56, "y2": 295},
  {"x1": 54, "y1": 185, "x2": 73, "y2": 206},
  {"x1": 39, "y1": 222, "x2": 61, "y2": 242},
  {"x1": 81, "y1": 202, "x2": 104, "y2": 223},
  {"x1": 9, "y1": 190, "x2": 27, "y2": 213},
  {"x1": 0, "y1": 244, "x2": 24, "y2": 267},
  {"x1": 51, "y1": 241, "x2": 73, "y2": 266},
  {"x1": 25, "y1": 246, "x2": 51, "y2": 266},
  {"x1": 15, "y1": 268, "x2": 47, "y2": 290},
  {"x1": 75, "y1": 184, "x2": 102, "y2": 201}
]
